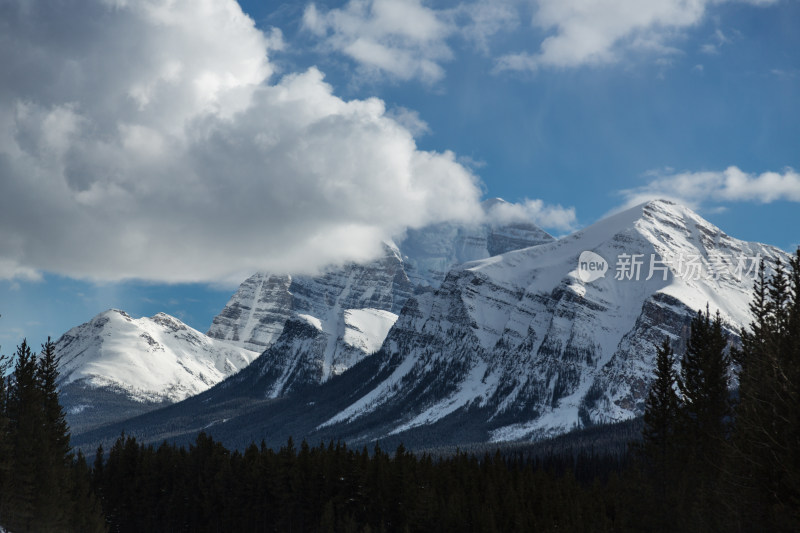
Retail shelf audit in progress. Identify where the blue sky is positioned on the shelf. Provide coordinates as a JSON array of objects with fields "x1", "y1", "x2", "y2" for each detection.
[{"x1": 0, "y1": 0, "x2": 798, "y2": 351}]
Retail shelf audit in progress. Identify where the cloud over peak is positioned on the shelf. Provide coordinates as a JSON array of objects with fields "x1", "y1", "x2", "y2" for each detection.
[
  {"x1": 0, "y1": 0, "x2": 485, "y2": 284},
  {"x1": 620, "y1": 166, "x2": 800, "y2": 210}
]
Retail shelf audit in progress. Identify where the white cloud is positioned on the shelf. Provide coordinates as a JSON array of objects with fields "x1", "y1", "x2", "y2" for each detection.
[
  {"x1": 300, "y1": 0, "x2": 780, "y2": 80},
  {"x1": 770, "y1": 68, "x2": 800, "y2": 80},
  {"x1": 449, "y1": 0, "x2": 520, "y2": 54},
  {"x1": 485, "y1": 198, "x2": 578, "y2": 232},
  {"x1": 0, "y1": 0, "x2": 485, "y2": 284},
  {"x1": 700, "y1": 28, "x2": 731, "y2": 54},
  {"x1": 496, "y1": 0, "x2": 778, "y2": 72},
  {"x1": 303, "y1": 0, "x2": 454, "y2": 83},
  {"x1": 385, "y1": 106, "x2": 430, "y2": 137},
  {"x1": 619, "y1": 166, "x2": 800, "y2": 209},
  {"x1": 300, "y1": 0, "x2": 525, "y2": 82}
]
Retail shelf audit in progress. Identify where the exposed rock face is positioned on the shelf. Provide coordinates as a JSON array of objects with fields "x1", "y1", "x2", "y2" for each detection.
[
  {"x1": 57, "y1": 200, "x2": 553, "y2": 435},
  {"x1": 68, "y1": 200, "x2": 790, "y2": 450},
  {"x1": 206, "y1": 274, "x2": 294, "y2": 353},
  {"x1": 206, "y1": 211, "x2": 554, "y2": 397},
  {"x1": 315, "y1": 200, "x2": 786, "y2": 442}
]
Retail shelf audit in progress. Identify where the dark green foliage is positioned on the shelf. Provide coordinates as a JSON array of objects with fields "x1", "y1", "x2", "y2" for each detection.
[
  {"x1": 725, "y1": 253, "x2": 800, "y2": 531},
  {"x1": 635, "y1": 308, "x2": 733, "y2": 532},
  {"x1": 0, "y1": 339, "x2": 106, "y2": 532},
  {"x1": 637, "y1": 338, "x2": 681, "y2": 531},
  {"x1": 674, "y1": 307, "x2": 732, "y2": 530},
  {"x1": 677, "y1": 307, "x2": 731, "y2": 446},
  {"x1": 633, "y1": 252, "x2": 800, "y2": 532},
  {"x1": 35, "y1": 338, "x2": 75, "y2": 530},
  {"x1": 92, "y1": 432, "x2": 625, "y2": 533},
  {"x1": 3, "y1": 339, "x2": 45, "y2": 530},
  {"x1": 642, "y1": 337, "x2": 679, "y2": 456},
  {"x1": 3, "y1": 251, "x2": 799, "y2": 532},
  {"x1": 0, "y1": 350, "x2": 11, "y2": 523}
]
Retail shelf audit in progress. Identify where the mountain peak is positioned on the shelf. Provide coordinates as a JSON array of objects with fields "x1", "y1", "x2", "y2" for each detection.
[
  {"x1": 100, "y1": 308, "x2": 132, "y2": 320},
  {"x1": 151, "y1": 312, "x2": 188, "y2": 332},
  {"x1": 545, "y1": 199, "x2": 718, "y2": 257},
  {"x1": 637, "y1": 197, "x2": 697, "y2": 218},
  {"x1": 641, "y1": 197, "x2": 677, "y2": 208},
  {"x1": 621, "y1": 198, "x2": 707, "y2": 228},
  {"x1": 310, "y1": 199, "x2": 788, "y2": 444},
  {"x1": 480, "y1": 197, "x2": 507, "y2": 210},
  {"x1": 57, "y1": 310, "x2": 258, "y2": 402}
]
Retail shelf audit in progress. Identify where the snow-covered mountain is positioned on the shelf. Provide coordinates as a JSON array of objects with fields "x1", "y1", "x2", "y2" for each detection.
[
  {"x1": 206, "y1": 241, "x2": 413, "y2": 357},
  {"x1": 56, "y1": 309, "x2": 258, "y2": 432},
  {"x1": 312, "y1": 199, "x2": 786, "y2": 443},
  {"x1": 56, "y1": 200, "x2": 551, "y2": 433},
  {"x1": 68, "y1": 199, "x2": 789, "y2": 452},
  {"x1": 398, "y1": 211, "x2": 554, "y2": 289},
  {"x1": 210, "y1": 242, "x2": 412, "y2": 398},
  {"x1": 206, "y1": 203, "x2": 553, "y2": 397}
]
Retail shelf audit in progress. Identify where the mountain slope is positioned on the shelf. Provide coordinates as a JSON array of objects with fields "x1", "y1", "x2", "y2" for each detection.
[
  {"x1": 70, "y1": 199, "x2": 789, "y2": 451},
  {"x1": 57, "y1": 200, "x2": 553, "y2": 434},
  {"x1": 206, "y1": 203, "x2": 554, "y2": 397},
  {"x1": 320, "y1": 199, "x2": 786, "y2": 442},
  {"x1": 56, "y1": 309, "x2": 258, "y2": 432}
]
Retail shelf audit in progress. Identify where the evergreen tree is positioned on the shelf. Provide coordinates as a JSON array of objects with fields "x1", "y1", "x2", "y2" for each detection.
[
  {"x1": 673, "y1": 307, "x2": 731, "y2": 531},
  {"x1": 39, "y1": 338, "x2": 71, "y2": 458},
  {"x1": 3, "y1": 339, "x2": 44, "y2": 531},
  {"x1": 678, "y1": 306, "x2": 731, "y2": 448},
  {"x1": 34, "y1": 338, "x2": 74, "y2": 531},
  {"x1": 728, "y1": 252, "x2": 800, "y2": 531},
  {"x1": 640, "y1": 337, "x2": 680, "y2": 531},
  {"x1": 642, "y1": 338, "x2": 679, "y2": 459},
  {"x1": 0, "y1": 350, "x2": 11, "y2": 523},
  {"x1": 69, "y1": 451, "x2": 107, "y2": 533},
  {"x1": 0, "y1": 339, "x2": 106, "y2": 532}
]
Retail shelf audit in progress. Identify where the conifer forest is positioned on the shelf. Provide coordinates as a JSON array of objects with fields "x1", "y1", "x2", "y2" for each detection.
[{"x1": 1, "y1": 251, "x2": 798, "y2": 532}]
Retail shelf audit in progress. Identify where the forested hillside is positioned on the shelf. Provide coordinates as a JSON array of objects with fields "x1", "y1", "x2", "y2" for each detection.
[{"x1": 1, "y1": 251, "x2": 798, "y2": 532}]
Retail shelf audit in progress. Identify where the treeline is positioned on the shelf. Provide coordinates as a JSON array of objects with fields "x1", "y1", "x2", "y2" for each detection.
[
  {"x1": 0, "y1": 251, "x2": 798, "y2": 532},
  {"x1": 634, "y1": 255, "x2": 800, "y2": 531},
  {"x1": 93, "y1": 433, "x2": 624, "y2": 532},
  {"x1": 0, "y1": 339, "x2": 105, "y2": 532}
]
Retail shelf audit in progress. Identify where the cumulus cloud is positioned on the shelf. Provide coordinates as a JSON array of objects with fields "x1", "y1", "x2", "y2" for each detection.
[
  {"x1": 300, "y1": 0, "x2": 780, "y2": 80},
  {"x1": 449, "y1": 0, "x2": 520, "y2": 54},
  {"x1": 385, "y1": 106, "x2": 430, "y2": 137},
  {"x1": 484, "y1": 199, "x2": 578, "y2": 232},
  {"x1": 303, "y1": 0, "x2": 454, "y2": 83},
  {"x1": 496, "y1": 0, "x2": 778, "y2": 72},
  {"x1": 619, "y1": 166, "x2": 800, "y2": 209},
  {"x1": 0, "y1": 0, "x2": 487, "y2": 284},
  {"x1": 301, "y1": 0, "x2": 527, "y2": 82}
]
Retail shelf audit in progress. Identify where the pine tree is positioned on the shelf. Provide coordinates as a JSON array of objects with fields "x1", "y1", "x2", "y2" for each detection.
[
  {"x1": 643, "y1": 338, "x2": 679, "y2": 458},
  {"x1": 38, "y1": 338, "x2": 71, "y2": 458},
  {"x1": 69, "y1": 451, "x2": 107, "y2": 533},
  {"x1": 674, "y1": 306, "x2": 731, "y2": 531},
  {"x1": 3, "y1": 339, "x2": 45, "y2": 532},
  {"x1": 640, "y1": 338, "x2": 680, "y2": 532},
  {"x1": 0, "y1": 350, "x2": 11, "y2": 522},
  {"x1": 33, "y1": 338, "x2": 74, "y2": 531},
  {"x1": 0, "y1": 339, "x2": 106, "y2": 532},
  {"x1": 678, "y1": 307, "x2": 731, "y2": 448},
  {"x1": 728, "y1": 251, "x2": 800, "y2": 531}
]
